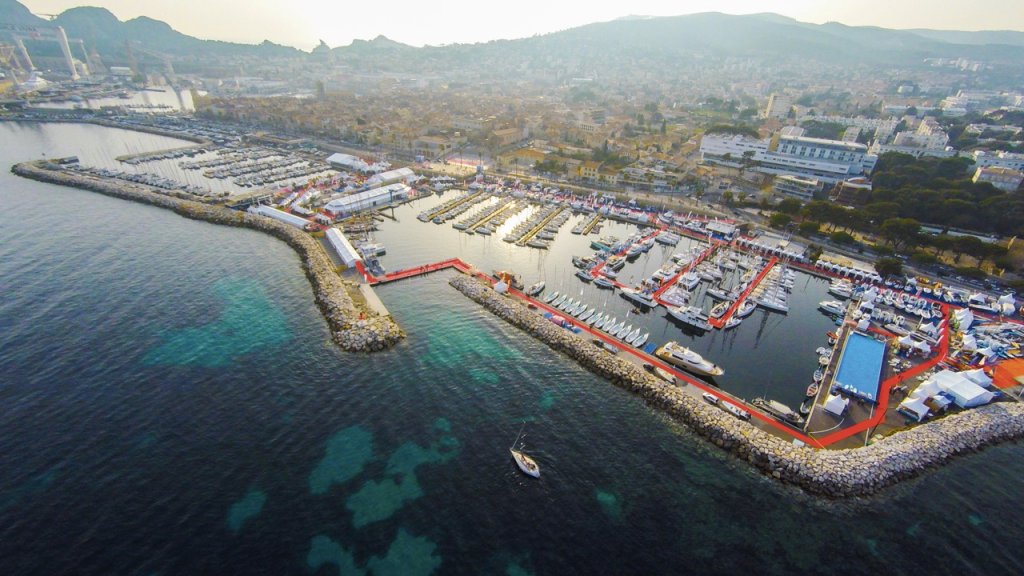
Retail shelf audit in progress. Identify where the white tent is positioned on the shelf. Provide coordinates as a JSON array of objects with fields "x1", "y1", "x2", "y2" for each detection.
[
  {"x1": 898, "y1": 397, "x2": 931, "y2": 422},
  {"x1": 963, "y1": 369, "x2": 993, "y2": 388},
  {"x1": 947, "y1": 380, "x2": 994, "y2": 408},
  {"x1": 857, "y1": 318, "x2": 871, "y2": 331},
  {"x1": 898, "y1": 334, "x2": 915, "y2": 348},
  {"x1": 953, "y1": 308, "x2": 974, "y2": 331},
  {"x1": 494, "y1": 281, "x2": 509, "y2": 294},
  {"x1": 919, "y1": 322, "x2": 939, "y2": 336},
  {"x1": 961, "y1": 334, "x2": 978, "y2": 351},
  {"x1": 914, "y1": 340, "x2": 932, "y2": 355},
  {"x1": 824, "y1": 394, "x2": 849, "y2": 416},
  {"x1": 909, "y1": 378, "x2": 941, "y2": 400},
  {"x1": 998, "y1": 293, "x2": 1016, "y2": 307}
]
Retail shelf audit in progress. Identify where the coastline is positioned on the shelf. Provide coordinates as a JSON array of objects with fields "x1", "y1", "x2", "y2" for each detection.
[
  {"x1": 12, "y1": 160, "x2": 404, "y2": 353},
  {"x1": 450, "y1": 273, "x2": 1024, "y2": 497}
]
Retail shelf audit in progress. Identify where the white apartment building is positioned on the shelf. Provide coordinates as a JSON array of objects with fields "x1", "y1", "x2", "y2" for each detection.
[{"x1": 971, "y1": 150, "x2": 1024, "y2": 171}]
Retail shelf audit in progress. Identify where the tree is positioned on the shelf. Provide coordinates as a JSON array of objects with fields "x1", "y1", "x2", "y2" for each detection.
[
  {"x1": 723, "y1": 190, "x2": 734, "y2": 205},
  {"x1": 951, "y1": 235, "x2": 983, "y2": 264},
  {"x1": 798, "y1": 221, "x2": 820, "y2": 236},
  {"x1": 776, "y1": 198, "x2": 803, "y2": 215},
  {"x1": 879, "y1": 218, "x2": 921, "y2": 252},
  {"x1": 875, "y1": 257, "x2": 903, "y2": 277},
  {"x1": 910, "y1": 251, "x2": 938, "y2": 266},
  {"x1": 769, "y1": 213, "x2": 792, "y2": 228},
  {"x1": 830, "y1": 230, "x2": 856, "y2": 245}
]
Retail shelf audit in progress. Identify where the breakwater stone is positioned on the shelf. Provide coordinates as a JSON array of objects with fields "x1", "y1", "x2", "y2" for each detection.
[
  {"x1": 449, "y1": 273, "x2": 1024, "y2": 497},
  {"x1": 12, "y1": 161, "x2": 404, "y2": 353}
]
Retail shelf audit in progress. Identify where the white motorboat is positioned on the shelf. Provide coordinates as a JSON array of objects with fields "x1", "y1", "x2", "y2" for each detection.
[
  {"x1": 655, "y1": 341, "x2": 725, "y2": 377},
  {"x1": 594, "y1": 276, "x2": 616, "y2": 289},
  {"x1": 621, "y1": 287, "x2": 658, "y2": 308},
  {"x1": 734, "y1": 299, "x2": 756, "y2": 318},
  {"x1": 526, "y1": 281, "x2": 546, "y2": 297},
  {"x1": 666, "y1": 305, "x2": 711, "y2": 331},
  {"x1": 632, "y1": 332, "x2": 649, "y2": 348},
  {"x1": 818, "y1": 300, "x2": 846, "y2": 316},
  {"x1": 709, "y1": 300, "x2": 731, "y2": 319}
]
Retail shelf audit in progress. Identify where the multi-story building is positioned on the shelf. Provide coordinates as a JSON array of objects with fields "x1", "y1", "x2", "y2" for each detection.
[
  {"x1": 971, "y1": 150, "x2": 1024, "y2": 171},
  {"x1": 972, "y1": 166, "x2": 1023, "y2": 192},
  {"x1": 761, "y1": 93, "x2": 792, "y2": 120},
  {"x1": 701, "y1": 133, "x2": 878, "y2": 184},
  {"x1": 773, "y1": 174, "x2": 822, "y2": 201}
]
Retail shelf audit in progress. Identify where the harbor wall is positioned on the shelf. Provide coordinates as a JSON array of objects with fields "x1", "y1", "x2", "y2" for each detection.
[
  {"x1": 449, "y1": 273, "x2": 1024, "y2": 498},
  {"x1": 12, "y1": 160, "x2": 404, "y2": 353},
  {"x1": 0, "y1": 116, "x2": 209, "y2": 145}
]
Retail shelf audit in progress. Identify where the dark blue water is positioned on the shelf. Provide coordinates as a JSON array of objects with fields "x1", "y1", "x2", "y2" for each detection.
[{"x1": 2, "y1": 122, "x2": 1024, "y2": 575}]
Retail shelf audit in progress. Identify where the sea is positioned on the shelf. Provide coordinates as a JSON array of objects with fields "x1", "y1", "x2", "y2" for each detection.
[{"x1": 1, "y1": 121, "x2": 1023, "y2": 576}]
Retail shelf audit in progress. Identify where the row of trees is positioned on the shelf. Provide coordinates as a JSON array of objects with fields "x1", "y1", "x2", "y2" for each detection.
[{"x1": 868, "y1": 153, "x2": 1024, "y2": 237}]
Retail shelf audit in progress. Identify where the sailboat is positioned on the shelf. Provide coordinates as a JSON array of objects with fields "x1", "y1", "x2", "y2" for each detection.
[{"x1": 510, "y1": 424, "x2": 540, "y2": 478}]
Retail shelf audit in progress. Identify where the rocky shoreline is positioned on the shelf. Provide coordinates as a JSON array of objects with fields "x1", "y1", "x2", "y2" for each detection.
[
  {"x1": 12, "y1": 160, "x2": 404, "y2": 353},
  {"x1": 450, "y1": 273, "x2": 1024, "y2": 497}
]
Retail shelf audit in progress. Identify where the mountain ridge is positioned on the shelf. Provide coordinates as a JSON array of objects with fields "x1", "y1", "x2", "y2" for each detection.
[{"x1": 2, "y1": 1, "x2": 1023, "y2": 71}]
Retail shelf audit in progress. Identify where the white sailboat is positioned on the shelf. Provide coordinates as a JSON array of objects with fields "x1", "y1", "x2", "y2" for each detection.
[{"x1": 510, "y1": 424, "x2": 540, "y2": 478}]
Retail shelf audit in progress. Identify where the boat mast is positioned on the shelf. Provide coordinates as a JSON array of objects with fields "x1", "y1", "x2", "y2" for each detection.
[{"x1": 511, "y1": 422, "x2": 525, "y2": 450}]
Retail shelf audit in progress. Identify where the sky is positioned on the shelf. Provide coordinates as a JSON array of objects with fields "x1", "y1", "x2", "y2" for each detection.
[{"x1": 21, "y1": 0, "x2": 1024, "y2": 51}]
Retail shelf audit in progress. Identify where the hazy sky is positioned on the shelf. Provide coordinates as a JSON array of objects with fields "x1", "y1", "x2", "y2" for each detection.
[{"x1": 21, "y1": 0, "x2": 1024, "y2": 50}]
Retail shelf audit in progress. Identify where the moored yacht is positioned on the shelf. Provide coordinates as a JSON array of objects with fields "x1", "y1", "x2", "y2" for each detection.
[
  {"x1": 666, "y1": 305, "x2": 711, "y2": 331},
  {"x1": 655, "y1": 341, "x2": 724, "y2": 377}
]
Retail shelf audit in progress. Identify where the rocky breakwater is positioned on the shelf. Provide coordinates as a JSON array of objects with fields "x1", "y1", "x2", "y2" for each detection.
[
  {"x1": 449, "y1": 274, "x2": 1024, "y2": 497},
  {"x1": 12, "y1": 161, "x2": 404, "y2": 353}
]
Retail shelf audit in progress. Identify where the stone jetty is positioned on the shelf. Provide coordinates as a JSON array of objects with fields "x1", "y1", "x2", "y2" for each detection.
[
  {"x1": 450, "y1": 273, "x2": 1024, "y2": 497},
  {"x1": 13, "y1": 160, "x2": 403, "y2": 353}
]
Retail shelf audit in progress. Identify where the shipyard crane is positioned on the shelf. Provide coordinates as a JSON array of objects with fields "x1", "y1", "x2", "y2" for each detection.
[
  {"x1": 124, "y1": 40, "x2": 175, "y2": 85},
  {"x1": 0, "y1": 22, "x2": 81, "y2": 79}
]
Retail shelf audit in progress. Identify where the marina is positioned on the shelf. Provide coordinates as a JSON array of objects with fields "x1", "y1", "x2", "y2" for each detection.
[{"x1": 8, "y1": 119, "x2": 1024, "y2": 487}]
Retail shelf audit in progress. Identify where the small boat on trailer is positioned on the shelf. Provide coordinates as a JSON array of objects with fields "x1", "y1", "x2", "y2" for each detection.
[{"x1": 644, "y1": 363, "x2": 676, "y2": 384}]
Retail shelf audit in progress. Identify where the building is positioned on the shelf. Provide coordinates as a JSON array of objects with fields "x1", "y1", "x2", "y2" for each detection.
[
  {"x1": 247, "y1": 204, "x2": 312, "y2": 230},
  {"x1": 365, "y1": 167, "x2": 416, "y2": 187},
  {"x1": 326, "y1": 153, "x2": 369, "y2": 172},
  {"x1": 831, "y1": 177, "x2": 874, "y2": 207},
  {"x1": 700, "y1": 133, "x2": 877, "y2": 185},
  {"x1": 579, "y1": 160, "x2": 601, "y2": 181},
  {"x1": 325, "y1": 228, "x2": 362, "y2": 268},
  {"x1": 773, "y1": 174, "x2": 822, "y2": 201},
  {"x1": 491, "y1": 127, "x2": 526, "y2": 147},
  {"x1": 870, "y1": 118, "x2": 954, "y2": 158},
  {"x1": 762, "y1": 93, "x2": 792, "y2": 120},
  {"x1": 323, "y1": 183, "x2": 410, "y2": 217},
  {"x1": 972, "y1": 166, "x2": 1023, "y2": 192},
  {"x1": 971, "y1": 150, "x2": 1024, "y2": 171}
]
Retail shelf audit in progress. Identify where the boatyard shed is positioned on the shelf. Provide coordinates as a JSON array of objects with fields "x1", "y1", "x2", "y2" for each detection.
[
  {"x1": 326, "y1": 153, "x2": 369, "y2": 172},
  {"x1": 247, "y1": 204, "x2": 311, "y2": 230},
  {"x1": 366, "y1": 167, "x2": 416, "y2": 187},
  {"x1": 323, "y1": 183, "x2": 410, "y2": 217},
  {"x1": 325, "y1": 228, "x2": 362, "y2": 268}
]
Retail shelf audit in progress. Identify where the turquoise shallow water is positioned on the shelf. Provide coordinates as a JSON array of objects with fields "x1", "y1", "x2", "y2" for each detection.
[{"x1": 1, "y1": 122, "x2": 1024, "y2": 575}]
